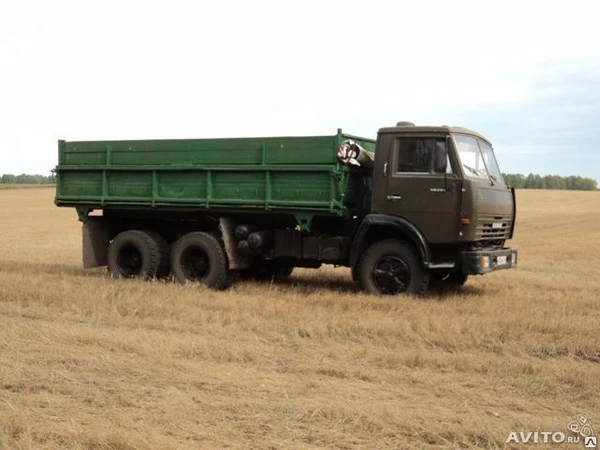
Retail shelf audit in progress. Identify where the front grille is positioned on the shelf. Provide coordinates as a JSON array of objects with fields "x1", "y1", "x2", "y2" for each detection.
[{"x1": 475, "y1": 216, "x2": 513, "y2": 240}]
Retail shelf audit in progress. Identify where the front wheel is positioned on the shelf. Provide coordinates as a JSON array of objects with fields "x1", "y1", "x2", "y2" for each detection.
[
  {"x1": 170, "y1": 232, "x2": 230, "y2": 290},
  {"x1": 358, "y1": 239, "x2": 429, "y2": 296}
]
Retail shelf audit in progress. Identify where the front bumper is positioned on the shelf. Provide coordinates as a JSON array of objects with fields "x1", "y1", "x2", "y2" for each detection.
[{"x1": 461, "y1": 247, "x2": 517, "y2": 275}]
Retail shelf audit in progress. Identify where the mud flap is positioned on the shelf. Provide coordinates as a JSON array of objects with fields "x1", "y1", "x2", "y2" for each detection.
[{"x1": 82, "y1": 218, "x2": 110, "y2": 268}]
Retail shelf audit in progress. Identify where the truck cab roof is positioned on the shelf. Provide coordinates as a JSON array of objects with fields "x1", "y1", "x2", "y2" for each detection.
[{"x1": 378, "y1": 123, "x2": 491, "y2": 144}]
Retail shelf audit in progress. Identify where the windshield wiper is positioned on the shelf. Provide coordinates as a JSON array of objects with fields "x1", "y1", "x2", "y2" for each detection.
[
  {"x1": 463, "y1": 164, "x2": 479, "y2": 175},
  {"x1": 464, "y1": 164, "x2": 495, "y2": 184}
]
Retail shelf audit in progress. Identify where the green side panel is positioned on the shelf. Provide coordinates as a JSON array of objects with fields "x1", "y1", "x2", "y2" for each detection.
[
  {"x1": 157, "y1": 171, "x2": 206, "y2": 200},
  {"x1": 212, "y1": 172, "x2": 265, "y2": 202},
  {"x1": 62, "y1": 136, "x2": 341, "y2": 166},
  {"x1": 264, "y1": 137, "x2": 337, "y2": 164},
  {"x1": 62, "y1": 146, "x2": 106, "y2": 165},
  {"x1": 271, "y1": 171, "x2": 331, "y2": 204},
  {"x1": 59, "y1": 171, "x2": 103, "y2": 197},
  {"x1": 110, "y1": 142, "x2": 263, "y2": 165},
  {"x1": 108, "y1": 172, "x2": 152, "y2": 198}
]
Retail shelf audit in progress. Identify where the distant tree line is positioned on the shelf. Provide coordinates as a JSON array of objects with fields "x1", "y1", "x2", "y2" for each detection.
[
  {"x1": 502, "y1": 173, "x2": 597, "y2": 190},
  {"x1": 1, "y1": 174, "x2": 56, "y2": 184}
]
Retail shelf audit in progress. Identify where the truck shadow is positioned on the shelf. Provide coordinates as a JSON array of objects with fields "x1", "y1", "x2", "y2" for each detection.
[
  {"x1": 270, "y1": 278, "x2": 362, "y2": 295},
  {"x1": 1, "y1": 261, "x2": 486, "y2": 298},
  {"x1": 426, "y1": 283, "x2": 486, "y2": 298},
  {"x1": 261, "y1": 274, "x2": 486, "y2": 298}
]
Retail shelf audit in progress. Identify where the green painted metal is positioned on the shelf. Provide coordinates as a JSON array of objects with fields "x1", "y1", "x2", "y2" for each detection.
[
  {"x1": 55, "y1": 132, "x2": 376, "y2": 221},
  {"x1": 76, "y1": 207, "x2": 91, "y2": 221},
  {"x1": 294, "y1": 213, "x2": 315, "y2": 232}
]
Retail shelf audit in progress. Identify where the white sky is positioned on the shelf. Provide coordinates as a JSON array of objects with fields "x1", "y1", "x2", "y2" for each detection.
[{"x1": 1, "y1": 0, "x2": 599, "y2": 181}]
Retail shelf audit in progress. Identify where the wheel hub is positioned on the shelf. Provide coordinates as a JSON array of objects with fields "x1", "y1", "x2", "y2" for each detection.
[
  {"x1": 372, "y1": 256, "x2": 411, "y2": 295},
  {"x1": 181, "y1": 246, "x2": 210, "y2": 281},
  {"x1": 117, "y1": 245, "x2": 143, "y2": 278}
]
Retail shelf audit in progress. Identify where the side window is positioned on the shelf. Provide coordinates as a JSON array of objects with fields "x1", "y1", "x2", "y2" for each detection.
[{"x1": 396, "y1": 137, "x2": 449, "y2": 174}]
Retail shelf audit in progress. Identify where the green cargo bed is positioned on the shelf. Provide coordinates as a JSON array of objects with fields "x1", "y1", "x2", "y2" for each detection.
[{"x1": 55, "y1": 130, "x2": 375, "y2": 221}]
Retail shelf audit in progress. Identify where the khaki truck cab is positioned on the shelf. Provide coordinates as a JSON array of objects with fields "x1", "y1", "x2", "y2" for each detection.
[{"x1": 351, "y1": 122, "x2": 517, "y2": 294}]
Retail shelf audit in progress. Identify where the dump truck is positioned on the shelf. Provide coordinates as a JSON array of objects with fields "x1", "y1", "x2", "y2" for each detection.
[{"x1": 54, "y1": 122, "x2": 517, "y2": 295}]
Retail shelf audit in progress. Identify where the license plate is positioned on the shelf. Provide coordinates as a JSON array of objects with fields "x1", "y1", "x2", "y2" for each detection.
[
  {"x1": 492, "y1": 222, "x2": 503, "y2": 229},
  {"x1": 497, "y1": 255, "x2": 507, "y2": 265}
]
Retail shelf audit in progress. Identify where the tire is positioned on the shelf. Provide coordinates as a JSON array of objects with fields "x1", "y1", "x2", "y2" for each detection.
[
  {"x1": 145, "y1": 230, "x2": 171, "y2": 278},
  {"x1": 170, "y1": 232, "x2": 230, "y2": 290},
  {"x1": 243, "y1": 262, "x2": 294, "y2": 282},
  {"x1": 107, "y1": 230, "x2": 164, "y2": 280},
  {"x1": 431, "y1": 271, "x2": 468, "y2": 290},
  {"x1": 358, "y1": 239, "x2": 429, "y2": 296}
]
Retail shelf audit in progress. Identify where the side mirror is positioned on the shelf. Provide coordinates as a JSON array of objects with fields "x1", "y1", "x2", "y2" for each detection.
[{"x1": 434, "y1": 143, "x2": 447, "y2": 173}]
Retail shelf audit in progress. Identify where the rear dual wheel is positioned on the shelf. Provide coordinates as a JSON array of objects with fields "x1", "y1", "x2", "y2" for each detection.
[
  {"x1": 108, "y1": 230, "x2": 230, "y2": 290},
  {"x1": 107, "y1": 230, "x2": 169, "y2": 280},
  {"x1": 170, "y1": 232, "x2": 231, "y2": 290}
]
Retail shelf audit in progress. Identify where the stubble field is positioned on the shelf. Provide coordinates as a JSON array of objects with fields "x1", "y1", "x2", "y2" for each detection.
[{"x1": 0, "y1": 188, "x2": 599, "y2": 449}]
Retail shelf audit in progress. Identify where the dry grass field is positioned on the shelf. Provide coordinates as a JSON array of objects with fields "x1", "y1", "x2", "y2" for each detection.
[{"x1": 0, "y1": 188, "x2": 599, "y2": 449}]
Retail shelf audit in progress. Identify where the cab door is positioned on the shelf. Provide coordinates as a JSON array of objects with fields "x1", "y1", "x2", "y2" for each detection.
[{"x1": 374, "y1": 134, "x2": 462, "y2": 243}]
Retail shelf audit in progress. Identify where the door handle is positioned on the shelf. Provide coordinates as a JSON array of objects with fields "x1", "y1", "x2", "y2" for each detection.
[{"x1": 386, "y1": 195, "x2": 402, "y2": 201}]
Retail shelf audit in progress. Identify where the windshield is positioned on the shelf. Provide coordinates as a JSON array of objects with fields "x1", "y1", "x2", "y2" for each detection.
[
  {"x1": 478, "y1": 139, "x2": 504, "y2": 181},
  {"x1": 453, "y1": 134, "x2": 504, "y2": 183}
]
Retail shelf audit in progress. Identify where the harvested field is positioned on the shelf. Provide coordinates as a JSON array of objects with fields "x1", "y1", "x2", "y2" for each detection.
[{"x1": 0, "y1": 188, "x2": 599, "y2": 449}]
